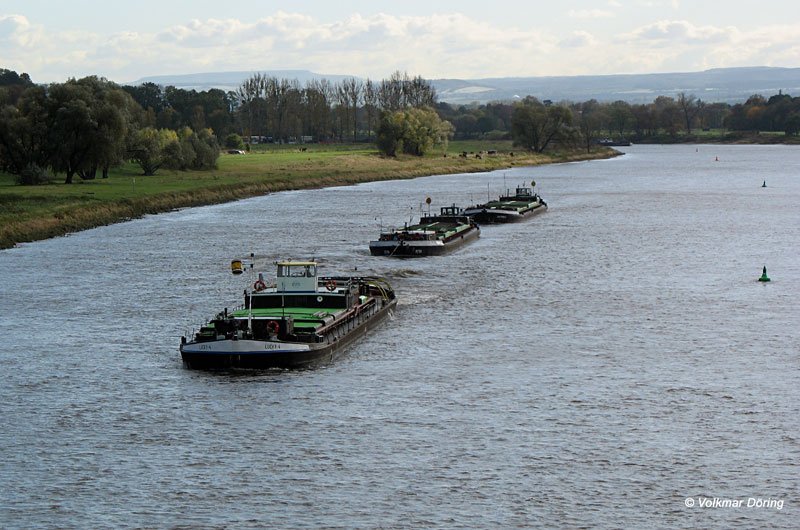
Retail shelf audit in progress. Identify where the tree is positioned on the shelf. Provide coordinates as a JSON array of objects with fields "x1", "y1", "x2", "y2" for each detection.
[
  {"x1": 402, "y1": 107, "x2": 453, "y2": 156},
  {"x1": 677, "y1": 92, "x2": 703, "y2": 135},
  {"x1": 0, "y1": 86, "x2": 50, "y2": 182},
  {"x1": 122, "y1": 82, "x2": 165, "y2": 114},
  {"x1": 607, "y1": 100, "x2": 633, "y2": 137},
  {"x1": 303, "y1": 79, "x2": 332, "y2": 142},
  {"x1": 376, "y1": 107, "x2": 453, "y2": 157},
  {"x1": 575, "y1": 100, "x2": 605, "y2": 153},
  {"x1": 785, "y1": 113, "x2": 800, "y2": 136},
  {"x1": 129, "y1": 127, "x2": 180, "y2": 175},
  {"x1": 187, "y1": 128, "x2": 220, "y2": 169},
  {"x1": 511, "y1": 97, "x2": 573, "y2": 153},
  {"x1": 362, "y1": 78, "x2": 378, "y2": 140},
  {"x1": 376, "y1": 111, "x2": 406, "y2": 156},
  {"x1": 46, "y1": 77, "x2": 137, "y2": 183},
  {"x1": 47, "y1": 82, "x2": 96, "y2": 184},
  {"x1": 653, "y1": 96, "x2": 681, "y2": 136},
  {"x1": 698, "y1": 102, "x2": 730, "y2": 130},
  {"x1": 340, "y1": 77, "x2": 363, "y2": 142}
]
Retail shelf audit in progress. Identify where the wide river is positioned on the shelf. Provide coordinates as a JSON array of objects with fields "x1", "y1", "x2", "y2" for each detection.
[{"x1": 1, "y1": 145, "x2": 798, "y2": 529}]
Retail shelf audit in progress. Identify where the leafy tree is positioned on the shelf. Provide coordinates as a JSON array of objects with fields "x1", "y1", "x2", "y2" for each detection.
[
  {"x1": 0, "y1": 68, "x2": 34, "y2": 106},
  {"x1": 607, "y1": 100, "x2": 634, "y2": 137},
  {"x1": 376, "y1": 111, "x2": 407, "y2": 156},
  {"x1": 46, "y1": 82, "x2": 96, "y2": 183},
  {"x1": 46, "y1": 77, "x2": 137, "y2": 183},
  {"x1": 402, "y1": 107, "x2": 453, "y2": 155},
  {"x1": 511, "y1": 97, "x2": 573, "y2": 152},
  {"x1": 575, "y1": 99, "x2": 606, "y2": 153},
  {"x1": 187, "y1": 128, "x2": 220, "y2": 169},
  {"x1": 785, "y1": 113, "x2": 800, "y2": 136},
  {"x1": 0, "y1": 86, "x2": 50, "y2": 181},
  {"x1": 376, "y1": 107, "x2": 452, "y2": 156},
  {"x1": 698, "y1": 102, "x2": 730, "y2": 130},
  {"x1": 122, "y1": 82, "x2": 165, "y2": 114},
  {"x1": 130, "y1": 127, "x2": 180, "y2": 175}
]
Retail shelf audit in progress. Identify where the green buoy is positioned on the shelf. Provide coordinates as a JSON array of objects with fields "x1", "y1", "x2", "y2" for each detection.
[
  {"x1": 758, "y1": 266, "x2": 771, "y2": 282},
  {"x1": 762, "y1": 180, "x2": 767, "y2": 187}
]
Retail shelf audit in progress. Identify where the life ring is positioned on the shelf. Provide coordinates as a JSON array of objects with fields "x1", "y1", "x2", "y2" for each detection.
[
  {"x1": 325, "y1": 280, "x2": 337, "y2": 292},
  {"x1": 253, "y1": 279, "x2": 267, "y2": 291},
  {"x1": 267, "y1": 320, "x2": 280, "y2": 334}
]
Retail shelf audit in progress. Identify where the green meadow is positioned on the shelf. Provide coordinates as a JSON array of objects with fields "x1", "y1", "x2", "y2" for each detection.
[{"x1": 0, "y1": 141, "x2": 617, "y2": 249}]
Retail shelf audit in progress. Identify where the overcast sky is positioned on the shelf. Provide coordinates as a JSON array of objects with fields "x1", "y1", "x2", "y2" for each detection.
[{"x1": 2, "y1": 0, "x2": 798, "y2": 84}]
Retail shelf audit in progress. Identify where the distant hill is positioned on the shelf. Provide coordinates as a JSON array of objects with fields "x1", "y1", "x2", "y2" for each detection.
[
  {"x1": 131, "y1": 66, "x2": 800, "y2": 104},
  {"x1": 433, "y1": 67, "x2": 800, "y2": 104},
  {"x1": 131, "y1": 69, "x2": 356, "y2": 91}
]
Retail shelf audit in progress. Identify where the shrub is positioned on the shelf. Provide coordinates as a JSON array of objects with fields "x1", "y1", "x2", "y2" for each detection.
[
  {"x1": 15, "y1": 163, "x2": 50, "y2": 185},
  {"x1": 224, "y1": 133, "x2": 244, "y2": 149}
]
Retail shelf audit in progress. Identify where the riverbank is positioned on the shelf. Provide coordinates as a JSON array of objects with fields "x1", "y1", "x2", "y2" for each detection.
[{"x1": 0, "y1": 142, "x2": 619, "y2": 249}]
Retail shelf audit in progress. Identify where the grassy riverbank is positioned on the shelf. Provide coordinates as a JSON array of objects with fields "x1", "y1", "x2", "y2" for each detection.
[{"x1": 0, "y1": 141, "x2": 618, "y2": 249}]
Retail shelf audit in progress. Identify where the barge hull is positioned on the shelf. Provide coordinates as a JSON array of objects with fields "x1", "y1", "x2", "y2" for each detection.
[
  {"x1": 466, "y1": 204, "x2": 546, "y2": 224},
  {"x1": 181, "y1": 298, "x2": 397, "y2": 369},
  {"x1": 369, "y1": 228, "x2": 479, "y2": 257}
]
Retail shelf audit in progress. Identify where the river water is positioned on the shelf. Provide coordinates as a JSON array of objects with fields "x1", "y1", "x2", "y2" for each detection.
[{"x1": 1, "y1": 145, "x2": 798, "y2": 529}]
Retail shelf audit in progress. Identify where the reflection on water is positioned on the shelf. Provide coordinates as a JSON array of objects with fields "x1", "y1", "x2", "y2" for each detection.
[{"x1": 1, "y1": 145, "x2": 798, "y2": 528}]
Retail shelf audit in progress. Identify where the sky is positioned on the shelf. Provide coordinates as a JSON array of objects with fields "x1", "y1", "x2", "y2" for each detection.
[{"x1": 1, "y1": 0, "x2": 799, "y2": 84}]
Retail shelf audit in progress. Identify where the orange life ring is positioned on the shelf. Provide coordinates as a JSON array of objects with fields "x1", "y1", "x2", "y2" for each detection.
[
  {"x1": 253, "y1": 279, "x2": 267, "y2": 291},
  {"x1": 325, "y1": 280, "x2": 337, "y2": 292},
  {"x1": 267, "y1": 320, "x2": 280, "y2": 334}
]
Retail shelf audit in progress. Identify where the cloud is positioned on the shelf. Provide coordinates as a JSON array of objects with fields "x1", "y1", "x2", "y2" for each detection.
[
  {"x1": 0, "y1": 14, "x2": 43, "y2": 47},
  {"x1": 559, "y1": 31, "x2": 598, "y2": 48},
  {"x1": 624, "y1": 19, "x2": 733, "y2": 45},
  {"x1": 567, "y1": 9, "x2": 614, "y2": 19},
  {"x1": 3, "y1": 11, "x2": 800, "y2": 84}
]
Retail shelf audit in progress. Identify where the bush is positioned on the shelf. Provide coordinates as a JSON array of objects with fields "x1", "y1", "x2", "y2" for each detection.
[
  {"x1": 224, "y1": 133, "x2": 244, "y2": 149},
  {"x1": 15, "y1": 163, "x2": 50, "y2": 185}
]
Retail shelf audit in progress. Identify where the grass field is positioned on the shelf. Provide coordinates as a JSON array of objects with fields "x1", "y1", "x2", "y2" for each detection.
[{"x1": 0, "y1": 141, "x2": 617, "y2": 249}]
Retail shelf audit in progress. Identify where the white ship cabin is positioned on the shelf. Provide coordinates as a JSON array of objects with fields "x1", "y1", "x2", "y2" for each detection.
[
  {"x1": 514, "y1": 186, "x2": 533, "y2": 197},
  {"x1": 276, "y1": 261, "x2": 319, "y2": 293}
]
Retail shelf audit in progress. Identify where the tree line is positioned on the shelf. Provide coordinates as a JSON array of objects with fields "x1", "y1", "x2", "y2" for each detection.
[
  {"x1": 0, "y1": 68, "x2": 445, "y2": 185},
  {"x1": 440, "y1": 90, "x2": 800, "y2": 148},
  {"x1": 0, "y1": 70, "x2": 220, "y2": 184},
  {"x1": 4, "y1": 64, "x2": 800, "y2": 186}
]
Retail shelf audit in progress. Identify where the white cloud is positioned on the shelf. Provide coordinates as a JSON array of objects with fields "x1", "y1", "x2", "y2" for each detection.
[
  {"x1": 2, "y1": 11, "x2": 800, "y2": 83},
  {"x1": 559, "y1": 31, "x2": 598, "y2": 48},
  {"x1": 567, "y1": 9, "x2": 614, "y2": 19},
  {"x1": 624, "y1": 19, "x2": 733, "y2": 45}
]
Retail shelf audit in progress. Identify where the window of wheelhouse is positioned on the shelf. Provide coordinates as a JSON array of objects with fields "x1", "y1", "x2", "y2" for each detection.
[{"x1": 278, "y1": 264, "x2": 316, "y2": 278}]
